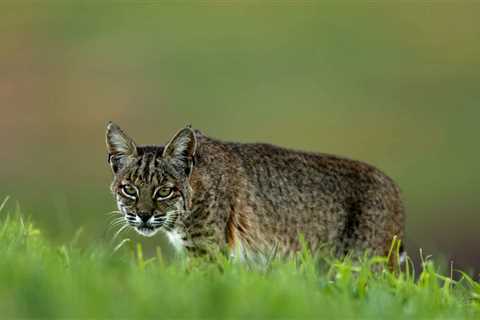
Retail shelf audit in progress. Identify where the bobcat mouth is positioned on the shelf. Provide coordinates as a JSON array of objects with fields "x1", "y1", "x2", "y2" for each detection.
[{"x1": 136, "y1": 224, "x2": 160, "y2": 237}]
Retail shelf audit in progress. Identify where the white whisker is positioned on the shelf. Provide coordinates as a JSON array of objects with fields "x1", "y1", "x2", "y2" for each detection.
[
  {"x1": 108, "y1": 221, "x2": 126, "y2": 231},
  {"x1": 113, "y1": 224, "x2": 129, "y2": 241},
  {"x1": 105, "y1": 210, "x2": 122, "y2": 216},
  {"x1": 107, "y1": 217, "x2": 126, "y2": 230},
  {"x1": 109, "y1": 217, "x2": 124, "y2": 224}
]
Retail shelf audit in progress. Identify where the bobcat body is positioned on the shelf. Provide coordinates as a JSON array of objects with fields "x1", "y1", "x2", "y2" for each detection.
[{"x1": 106, "y1": 123, "x2": 404, "y2": 261}]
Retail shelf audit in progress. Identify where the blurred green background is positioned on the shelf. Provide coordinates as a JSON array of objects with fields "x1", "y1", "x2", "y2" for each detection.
[{"x1": 0, "y1": 2, "x2": 478, "y2": 270}]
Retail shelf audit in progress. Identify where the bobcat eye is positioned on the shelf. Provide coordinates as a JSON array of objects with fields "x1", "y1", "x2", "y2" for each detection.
[
  {"x1": 121, "y1": 184, "x2": 137, "y2": 199},
  {"x1": 154, "y1": 187, "x2": 173, "y2": 200}
]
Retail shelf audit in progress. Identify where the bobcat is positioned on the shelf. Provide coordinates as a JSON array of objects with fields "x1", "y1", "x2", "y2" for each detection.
[{"x1": 106, "y1": 122, "x2": 404, "y2": 262}]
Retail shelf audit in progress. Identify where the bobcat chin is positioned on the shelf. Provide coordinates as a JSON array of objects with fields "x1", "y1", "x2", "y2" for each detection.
[{"x1": 106, "y1": 122, "x2": 405, "y2": 262}]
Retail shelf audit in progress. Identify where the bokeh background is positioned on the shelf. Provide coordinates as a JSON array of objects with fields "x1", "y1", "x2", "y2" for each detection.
[{"x1": 1, "y1": 2, "x2": 479, "y2": 271}]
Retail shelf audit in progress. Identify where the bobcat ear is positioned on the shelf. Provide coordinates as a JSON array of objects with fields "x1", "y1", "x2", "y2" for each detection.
[
  {"x1": 106, "y1": 122, "x2": 137, "y2": 173},
  {"x1": 163, "y1": 127, "x2": 197, "y2": 176}
]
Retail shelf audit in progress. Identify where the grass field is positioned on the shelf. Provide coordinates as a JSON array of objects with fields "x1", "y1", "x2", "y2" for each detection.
[{"x1": 0, "y1": 199, "x2": 479, "y2": 319}]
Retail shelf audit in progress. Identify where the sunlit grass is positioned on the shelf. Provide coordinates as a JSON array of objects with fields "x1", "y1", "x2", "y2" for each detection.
[{"x1": 0, "y1": 201, "x2": 478, "y2": 319}]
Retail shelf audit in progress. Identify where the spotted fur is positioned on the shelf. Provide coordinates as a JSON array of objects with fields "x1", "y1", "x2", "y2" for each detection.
[{"x1": 106, "y1": 122, "x2": 405, "y2": 261}]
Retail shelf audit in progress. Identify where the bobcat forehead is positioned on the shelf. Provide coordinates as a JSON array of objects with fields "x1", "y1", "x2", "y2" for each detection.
[{"x1": 106, "y1": 122, "x2": 405, "y2": 263}]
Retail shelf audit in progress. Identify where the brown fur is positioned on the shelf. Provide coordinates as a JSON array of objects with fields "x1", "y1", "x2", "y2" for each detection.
[{"x1": 106, "y1": 123, "x2": 405, "y2": 261}]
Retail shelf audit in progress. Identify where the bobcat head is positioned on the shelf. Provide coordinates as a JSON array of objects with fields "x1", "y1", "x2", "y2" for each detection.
[{"x1": 106, "y1": 122, "x2": 196, "y2": 237}]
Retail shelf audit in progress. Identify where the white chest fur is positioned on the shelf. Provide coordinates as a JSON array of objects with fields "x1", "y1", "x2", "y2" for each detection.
[{"x1": 166, "y1": 230, "x2": 185, "y2": 253}]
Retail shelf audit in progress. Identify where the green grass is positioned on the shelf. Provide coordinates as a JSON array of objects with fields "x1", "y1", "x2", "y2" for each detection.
[{"x1": 0, "y1": 202, "x2": 479, "y2": 319}]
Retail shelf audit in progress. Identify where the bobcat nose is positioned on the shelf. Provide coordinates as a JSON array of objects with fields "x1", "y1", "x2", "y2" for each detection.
[{"x1": 138, "y1": 212, "x2": 153, "y2": 223}]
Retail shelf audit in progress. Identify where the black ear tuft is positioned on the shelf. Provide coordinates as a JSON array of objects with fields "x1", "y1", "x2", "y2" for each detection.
[
  {"x1": 163, "y1": 127, "x2": 197, "y2": 176},
  {"x1": 106, "y1": 122, "x2": 137, "y2": 173}
]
